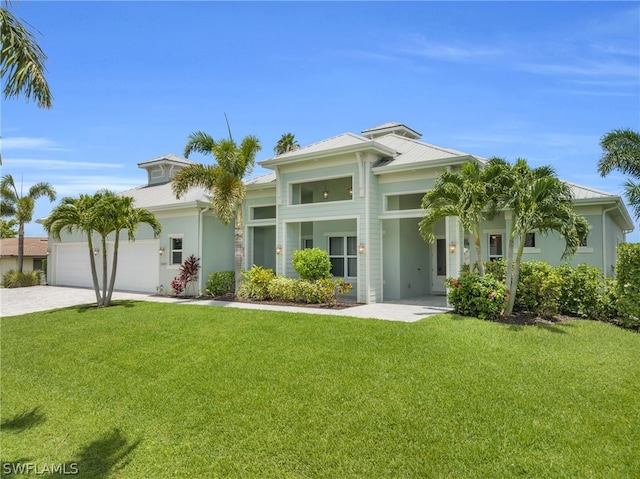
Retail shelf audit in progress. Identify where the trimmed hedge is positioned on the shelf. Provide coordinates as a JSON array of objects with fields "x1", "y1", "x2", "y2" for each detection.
[
  {"x1": 616, "y1": 243, "x2": 640, "y2": 330},
  {"x1": 206, "y1": 270, "x2": 235, "y2": 296}
]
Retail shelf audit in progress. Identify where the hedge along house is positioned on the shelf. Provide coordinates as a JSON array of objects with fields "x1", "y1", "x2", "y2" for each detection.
[
  {"x1": 245, "y1": 122, "x2": 634, "y2": 304},
  {"x1": 46, "y1": 123, "x2": 634, "y2": 301},
  {"x1": 46, "y1": 154, "x2": 235, "y2": 294}
]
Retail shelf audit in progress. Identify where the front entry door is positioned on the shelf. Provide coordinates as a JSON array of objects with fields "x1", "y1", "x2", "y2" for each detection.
[{"x1": 432, "y1": 237, "x2": 447, "y2": 294}]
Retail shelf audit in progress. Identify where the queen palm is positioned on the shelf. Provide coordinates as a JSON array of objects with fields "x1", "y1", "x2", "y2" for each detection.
[
  {"x1": 0, "y1": 174, "x2": 56, "y2": 272},
  {"x1": 172, "y1": 130, "x2": 262, "y2": 292},
  {"x1": 0, "y1": 4, "x2": 52, "y2": 108},
  {"x1": 44, "y1": 193, "x2": 103, "y2": 304},
  {"x1": 274, "y1": 133, "x2": 300, "y2": 155},
  {"x1": 598, "y1": 128, "x2": 640, "y2": 221},
  {"x1": 419, "y1": 160, "x2": 501, "y2": 276},
  {"x1": 497, "y1": 159, "x2": 589, "y2": 316}
]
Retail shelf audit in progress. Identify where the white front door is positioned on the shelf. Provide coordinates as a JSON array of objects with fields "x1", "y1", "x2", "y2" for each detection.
[{"x1": 432, "y1": 237, "x2": 447, "y2": 294}]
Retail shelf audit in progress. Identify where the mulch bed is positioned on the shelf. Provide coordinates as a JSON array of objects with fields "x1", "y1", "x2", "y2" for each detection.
[{"x1": 157, "y1": 292, "x2": 357, "y2": 310}]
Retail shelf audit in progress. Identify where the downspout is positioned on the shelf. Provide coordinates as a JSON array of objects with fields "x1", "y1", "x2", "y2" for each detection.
[
  {"x1": 601, "y1": 205, "x2": 616, "y2": 277},
  {"x1": 198, "y1": 206, "x2": 210, "y2": 294}
]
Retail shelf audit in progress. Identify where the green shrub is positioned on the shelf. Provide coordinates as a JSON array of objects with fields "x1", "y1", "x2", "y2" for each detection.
[
  {"x1": 2, "y1": 270, "x2": 42, "y2": 288},
  {"x1": 484, "y1": 258, "x2": 506, "y2": 280},
  {"x1": 616, "y1": 243, "x2": 640, "y2": 330},
  {"x1": 292, "y1": 248, "x2": 332, "y2": 281},
  {"x1": 556, "y1": 263, "x2": 604, "y2": 319},
  {"x1": 206, "y1": 270, "x2": 235, "y2": 296},
  {"x1": 514, "y1": 261, "x2": 562, "y2": 317},
  {"x1": 268, "y1": 276, "x2": 299, "y2": 302},
  {"x1": 447, "y1": 272, "x2": 507, "y2": 321},
  {"x1": 237, "y1": 265, "x2": 275, "y2": 300}
]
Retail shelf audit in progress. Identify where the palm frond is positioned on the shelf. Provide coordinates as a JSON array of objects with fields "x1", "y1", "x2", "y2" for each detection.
[
  {"x1": 598, "y1": 128, "x2": 640, "y2": 178},
  {"x1": 171, "y1": 164, "x2": 218, "y2": 199},
  {"x1": 0, "y1": 6, "x2": 52, "y2": 108},
  {"x1": 622, "y1": 179, "x2": 640, "y2": 221},
  {"x1": 183, "y1": 131, "x2": 216, "y2": 158}
]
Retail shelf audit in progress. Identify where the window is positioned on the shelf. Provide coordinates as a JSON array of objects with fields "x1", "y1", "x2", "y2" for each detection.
[
  {"x1": 488, "y1": 234, "x2": 503, "y2": 260},
  {"x1": 329, "y1": 236, "x2": 357, "y2": 277},
  {"x1": 386, "y1": 193, "x2": 426, "y2": 211},
  {"x1": 170, "y1": 237, "x2": 183, "y2": 265},
  {"x1": 524, "y1": 233, "x2": 536, "y2": 248},
  {"x1": 252, "y1": 205, "x2": 276, "y2": 220},
  {"x1": 301, "y1": 238, "x2": 313, "y2": 249},
  {"x1": 580, "y1": 235, "x2": 588, "y2": 247},
  {"x1": 33, "y1": 259, "x2": 44, "y2": 271},
  {"x1": 291, "y1": 177, "x2": 353, "y2": 205}
]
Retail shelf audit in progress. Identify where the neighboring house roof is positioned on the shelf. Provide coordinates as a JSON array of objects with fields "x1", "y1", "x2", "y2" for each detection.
[
  {"x1": 121, "y1": 181, "x2": 211, "y2": 210},
  {"x1": 0, "y1": 237, "x2": 48, "y2": 257}
]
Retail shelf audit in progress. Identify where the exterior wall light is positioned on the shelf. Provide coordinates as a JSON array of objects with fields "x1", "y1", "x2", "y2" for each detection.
[
  {"x1": 358, "y1": 243, "x2": 366, "y2": 254},
  {"x1": 449, "y1": 242, "x2": 456, "y2": 253},
  {"x1": 276, "y1": 245, "x2": 283, "y2": 255},
  {"x1": 93, "y1": 247, "x2": 100, "y2": 256},
  {"x1": 158, "y1": 247, "x2": 165, "y2": 255}
]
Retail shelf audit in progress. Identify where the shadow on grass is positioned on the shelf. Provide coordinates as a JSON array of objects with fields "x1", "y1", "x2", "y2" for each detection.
[
  {"x1": 504, "y1": 322, "x2": 577, "y2": 334},
  {"x1": 1, "y1": 407, "x2": 46, "y2": 432},
  {"x1": 53, "y1": 429, "x2": 141, "y2": 478},
  {"x1": 75, "y1": 300, "x2": 139, "y2": 314}
]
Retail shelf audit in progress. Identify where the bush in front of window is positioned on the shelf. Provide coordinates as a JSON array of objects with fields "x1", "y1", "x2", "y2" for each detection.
[
  {"x1": 206, "y1": 270, "x2": 235, "y2": 297},
  {"x1": 292, "y1": 247, "x2": 332, "y2": 281},
  {"x1": 514, "y1": 261, "x2": 562, "y2": 317},
  {"x1": 615, "y1": 243, "x2": 640, "y2": 330},
  {"x1": 446, "y1": 272, "x2": 507, "y2": 321},
  {"x1": 1, "y1": 269, "x2": 42, "y2": 288}
]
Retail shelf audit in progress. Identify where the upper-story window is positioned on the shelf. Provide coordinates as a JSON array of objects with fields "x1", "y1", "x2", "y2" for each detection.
[
  {"x1": 251, "y1": 205, "x2": 276, "y2": 220},
  {"x1": 386, "y1": 193, "x2": 426, "y2": 211},
  {"x1": 291, "y1": 176, "x2": 353, "y2": 205}
]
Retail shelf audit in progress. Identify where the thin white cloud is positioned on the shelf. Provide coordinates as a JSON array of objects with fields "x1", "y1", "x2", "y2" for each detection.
[
  {"x1": 50, "y1": 176, "x2": 144, "y2": 197},
  {"x1": 1, "y1": 137, "x2": 69, "y2": 151},
  {"x1": 399, "y1": 34, "x2": 504, "y2": 63},
  {"x1": 3, "y1": 158, "x2": 124, "y2": 169}
]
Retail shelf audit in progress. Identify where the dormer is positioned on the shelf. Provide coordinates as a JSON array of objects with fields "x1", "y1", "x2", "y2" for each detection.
[
  {"x1": 137, "y1": 153, "x2": 194, "y2": 186},
  {"x1": 361, "y1": 122, "x2": 422, "y2": 140}
]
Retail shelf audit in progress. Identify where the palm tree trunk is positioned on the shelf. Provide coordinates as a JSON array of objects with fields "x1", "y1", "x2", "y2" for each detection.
[
  {"x1": 505, "y1": 233, "x2": 525, "y2": 316},
  {"x1": 86, "y1": 234, "x2": 102, "y2": 305},
  {"x1": 234, "y1": 205, "x2": 244, "y2": 294},
  {"x1": 17, "y1": 223, "x2": 25, "y2": 273},
  {"x1": 101, "y1": 236, "x2": 108, "y2": 306},
  {"x1": 105, "y1": 232, "x2": 120, "y2": 307},
  {"x1": 473, "y1": 227, "x2": 484, "y2": 276},
  {"x1": 505, "y1": 223, "x2": 516, "y2": 301}
]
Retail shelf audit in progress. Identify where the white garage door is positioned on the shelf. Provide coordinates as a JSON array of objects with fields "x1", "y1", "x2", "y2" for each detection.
[
  {"x1": 53, "y1": 240, "x2": 159, "y2": 293},
  {"x1": 108, "y1": 240, "x2": 159, "y2": 293}
]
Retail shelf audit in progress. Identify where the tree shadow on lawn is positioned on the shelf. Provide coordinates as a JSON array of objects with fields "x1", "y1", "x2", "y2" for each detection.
[
  {"x1": 74, "y1": 300, "x2": 139, "y2": 314},
  {"x1": 55, "y1": 429, "x2": 141, "y2": 479},
  {"x1": 1, "y1": 406, "x2": 46, "y2": 432}
]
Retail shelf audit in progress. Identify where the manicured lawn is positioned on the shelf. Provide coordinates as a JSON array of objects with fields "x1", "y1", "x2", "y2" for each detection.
[{"x1": 1, "y1": 302, "x2": 639, "y2": 478}]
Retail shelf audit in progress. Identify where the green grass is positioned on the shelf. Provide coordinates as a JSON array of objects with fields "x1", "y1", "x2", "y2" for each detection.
[{"x1": 1, "y1": 302, "x2": 639, "y2": 478}]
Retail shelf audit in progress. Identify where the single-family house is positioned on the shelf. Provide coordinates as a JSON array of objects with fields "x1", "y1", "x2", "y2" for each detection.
[
  {"x1": 0, "y1": 237, "x2": 48, "y2": 278},
  {"x1": 46, "y1": 123, "x2": 634, "y2": 302}
]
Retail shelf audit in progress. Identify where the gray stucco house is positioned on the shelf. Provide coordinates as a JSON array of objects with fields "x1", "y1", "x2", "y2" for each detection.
[{"x1": 47, "y1": 123, "x2": 634, "y2": 303}]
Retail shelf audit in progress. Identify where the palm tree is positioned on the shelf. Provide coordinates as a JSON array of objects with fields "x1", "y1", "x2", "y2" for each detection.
[
  {"x1": 96, "y1": 192, "x2": 161, "y2": 306},
  {"x1": 0, "y1": 3, "x2": 52, "y2": 109},
  {"x1": 0, "y1": 174, "x2": 55, "y2": 272},
  {"x1": 44, "y1": 190, "x2": 161, "y2": 307},
  {"x1": 497, "y1": 159, "x2": 589, "y2": 316},
  {"x1": 598, "y1": 128, "x2": 640, "y2": 221},
  {"x1": 274, "y1": 133, "x2": 300, "y2": 156},
  {"x1": 419, "y1": 160, "x2": 502, "y2": 276},
  {"x1": 172, "y1": 130, "x2": 262, "y2": 292},
  {"x1": 44, "y1": 193, "x2": 103, "y2": 304}
]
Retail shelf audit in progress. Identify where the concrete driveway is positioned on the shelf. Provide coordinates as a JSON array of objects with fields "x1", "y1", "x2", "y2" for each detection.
[{"x1": 0, "y1": 285, "x2": 450, "y2": 322}]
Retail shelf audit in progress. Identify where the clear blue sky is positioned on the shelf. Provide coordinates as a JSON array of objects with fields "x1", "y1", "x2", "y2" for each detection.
[{"x1": 2, "y1": 1, "x2": 639, "y2": 239}]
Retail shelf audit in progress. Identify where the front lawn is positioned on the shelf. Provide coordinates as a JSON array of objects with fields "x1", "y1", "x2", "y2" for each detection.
[{"x1": 1, "y1": 302, "x2": 639, "y2": 478}]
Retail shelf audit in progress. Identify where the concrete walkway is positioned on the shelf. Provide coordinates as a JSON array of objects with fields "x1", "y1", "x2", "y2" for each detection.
[{"x1": 0, "y1": 285, "x2": 450, "y2": 322}]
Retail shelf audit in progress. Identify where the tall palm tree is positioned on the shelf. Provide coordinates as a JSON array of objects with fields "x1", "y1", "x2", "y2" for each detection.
[
  {"x1": 44, "y1": 193, "x2": 103, "y2": 304},
  {"x1": 0, "y1": 174, "x2": 55, "y2": 272},
  {"x1": 44, "y1": 190, "x2": 161, "y2": 307},
  {"x1": 497, "y1": 159, "x2": 589, "y2": 315},
  {"x1": 419, "y1": 160, "x2": 501, "y2": 276},
  {"x1": 0, "y1": 3, "x2": 52, "y2": 109},
  {"x1": 598, "y1": 128, "x2": 640, "y2": 221},
  {"x1": 172, "y1": 130, "x2": 262, "y2": 292},
  {"x1": 274, "y1": 133, "x2": 300, "y2": 156}
]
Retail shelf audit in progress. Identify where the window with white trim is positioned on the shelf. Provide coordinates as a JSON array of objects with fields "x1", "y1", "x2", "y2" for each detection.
[
  {"x1": 524, "y1": 232, "x2": 536, "y2": 248},
  {"x1": 488, "y1": 234, "x2": 503, "y2": 260},
  {"x1": 170, "y1": 237, "x2": 183, "y2": 265},
  {"x1": 329, "y1": 236, "x2": 357, "y2": 277}
]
